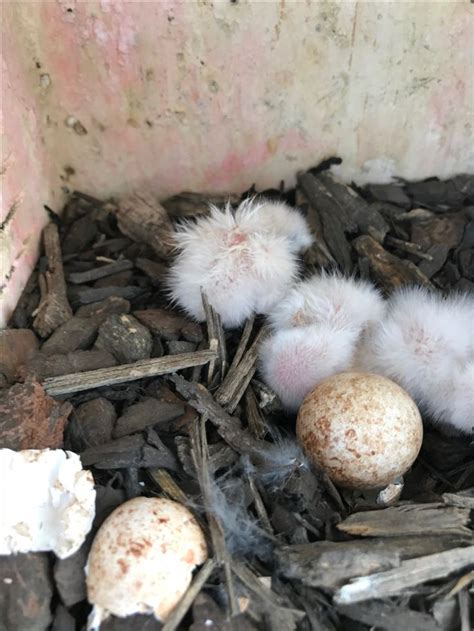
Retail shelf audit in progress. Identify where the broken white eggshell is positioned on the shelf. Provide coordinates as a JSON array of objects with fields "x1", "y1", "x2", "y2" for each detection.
[
  {"x1": 86, "y1": 496, "x2": 208, "y2": 629},
  {"x1": 296, "y1": 372, "x2": 423, "y2": 489},
  {"x1": 0, "y1": 448, "x2": 96, "y2": 558}
]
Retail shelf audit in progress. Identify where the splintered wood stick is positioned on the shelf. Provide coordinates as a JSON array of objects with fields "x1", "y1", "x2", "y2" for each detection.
[
  {"x1": 33, "y1": 223, "x2": 72, "y2": 337},
  {"x1": 161, "y1": 558, "x2": 217, "y2": 631},
  {"x1": 334, "y1": 546, "x2": 474, "y2": 604},
  {"x1": 201, "y1": 291, "x2": 226, "y2": 385},
  {"x1": 43, "y1": 350, "x2": 217, "y2": 396},
  {"x1": 337, "y1": 503, "x2": 472, "y2": 538},
  {"x1": 215, "y1": 326, "x2": 267, "y2": 412}
]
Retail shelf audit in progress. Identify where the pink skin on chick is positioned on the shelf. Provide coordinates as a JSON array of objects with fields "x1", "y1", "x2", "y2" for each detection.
[
  {"x1": 259, "y1": 324, "x2": 359, "y2": 411},
  {"x1": 168, "y1": 199, "x2": 312, "y2": 328},
  {"x1": 357, "y1": 287, "x2": 474, "y2": 435}
]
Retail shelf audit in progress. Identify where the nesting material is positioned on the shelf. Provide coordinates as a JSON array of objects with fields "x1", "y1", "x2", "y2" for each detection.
[
  {"x1": 356, "y1": 287, "x2": 474, "y2": 435},
  {"x1": 0, "y1": 449, "x2": 96, "y2": 558},
  {"x1": 296, "y1": 372, "x2": 423, "y2": 489},
  {"x1": 86, "y1": 497, "x2": 208, "y2": 629},
  {"x1": 168, "y1": 198, "x2": 312, "y2": 327},
  {"x1": 260, "y1": 273, "x2": 385, "y2": 410}
]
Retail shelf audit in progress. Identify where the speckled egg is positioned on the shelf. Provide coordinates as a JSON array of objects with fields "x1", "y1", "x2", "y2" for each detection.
[
  {"x1": 86, "y1": 497, "x2": 207, "y2": 629},
  {"x1": 296, "y1": 372, "x2": 423, "y2": 489}
]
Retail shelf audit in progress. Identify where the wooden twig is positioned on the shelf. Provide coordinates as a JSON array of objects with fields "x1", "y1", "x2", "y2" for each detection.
[
  {"x1": 298, "y1": 172, "x2": 353, "y2": 272},
  {"x1": 338, "y1": 601, "x2": 442, "y2": 631},
  {"x1": 113, "y1": 192, "x2": 174, "y2": 258},
  {"x1": 385, "y1": 236, "x2": 434, "y2": 260},
  {"x1": 334, "y1": 546, "x2": 474, "y2": 604},
  {"x1": 337, "y1": 503, "x2": 472, "y2": 538},
  {"x1": 161, "y1": 558, "x2": 218, "y2": 631},
  {"x1": 215, "y1": 327, "x2": 267, "y2": 413},
  {"x1": 68, "y1": 259, "x2": 133, "y2": 284},
  {"x1": 147, "y1": 468, "x2": 189, "y2": 505},
  {"x1": 352, "y1": 235, "x2": 433, "y2": 292},
  {"x1": 192, "y1": 417, "x2": 238, "y2": 617},
  {"x1": 43, "y1": 350, "x2": 216, "y2": 396},
  {"x1": 170, "y1": 374, "x2": 263, "y2": 454},
  {"x1": 442, "y1": 489, "x2": 474, "y2": 509},
  {"x1": 229, "y1": 316, "x2": 255, "y2": 370},
  {"x1": 232, "y1": 561, "x2": 288, "y2": 608},
  {"x1": 201, "y1": 291, "x2": 226, "y2": 385},
  {"x1": 244, "y1": 386, "x2": 267, "y2": 439},
  {"x1": 458, "y1": 588, "x2": 471, "y2": 631},
  {"x1": 247, "y1": 475, "x2": 274, "y2": 535},
  {"x1": 276, "y1": 536, "x2": 470, "y2": 590},
  {"x1": 33, "y1": 223, "x2": 72, "y2": 337}
]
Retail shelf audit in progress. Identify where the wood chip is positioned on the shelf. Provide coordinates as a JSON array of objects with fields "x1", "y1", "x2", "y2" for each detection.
[
  {"x1": 68, "y1": 259, "x2": 133, "y2": 284},
  {"x1": 95, "y1": 313, "x2": 152, "y2": 363},
  {"x1": 134, "y1": 308, "x2": 202, "y2": 342},
  {"x1": 33, "y1": 223, "x2": 73, "y2": 337},
  {"x1": 0, "y1": 329, "x2": 38, "y2": 383},
  {"x1": 113, "y1": 399, "x2": 184, "y2": 438},
  {"x1": 334, "y1": 546, "x2": 474, "y2": 604},
  {"x1": 352, "y1": 235, "x2": 433, "y2": 292},
  {"x1": 43, "y1": 350, "x2": 216, "y2": 396},
  {"x1": 215, "y1": 326, "x2": 266, "y2": 413},
  {"x1": 0, "y1": 379, "x2": 71, "y2": 449},
  {"x1": 298, "y1": 172, "x2": 352, "y2": 272},
  {"x1": 337, "y1": 601, "x2": 441, "y2": 631},
  {"x1": 26, "y1": 349, "x2": 117, "y2": 380},
  {"x1": 442, "y1": 489, "x2": 474, "y2": 509},
  {"x1": 276, "y1": 536, "x2": 470, "y2": 589},
  {"x1": 170, "y1": 375, "x2": 263, "y2": 454},
  {"x1": 385, "y1": 235, "x2": 434, "y2": 260},
  {"x1": 114, "y1": 192, "x2": 174, "y2": 258},
  {"x1": 69, "y1": 285, "x2": 144, "y2": 306},
  {"x1": 318, "y1": 172, "x2": 390, "y2": 242},
  {"x1": 337, "y1": 503, "x2": 472, "y2": 538},
  {"x1": 135, "y1": 258, "x2": 168, "y2": 285},
  {"x1": 74, "y1": 295, "x2": 130, "y2": 318},
  {"x1": 162, "y1": 191, "x2": 239, "y2": 217},
  {"x1": 41, "y1": 314, "x2": 102, "y2": 355}
]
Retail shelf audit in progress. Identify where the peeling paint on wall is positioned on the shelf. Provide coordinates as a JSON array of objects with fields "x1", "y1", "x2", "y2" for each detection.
[{"x1": 1, "y1": 1, "x2": 473, "y2": 326}]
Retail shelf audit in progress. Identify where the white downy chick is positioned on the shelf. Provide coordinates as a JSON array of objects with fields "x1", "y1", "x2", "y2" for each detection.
[
  {"x1": 268, "y1": 271, "x2": 385, "y2": 334},
  {"x1": 0, "y1": 449, "x2": 96, "y2": 558},
  {"x1": 168, "y1": 199, "x2": 312, "y2": 328},
  {"x1": 357, "y1": 287, "x2": 474, "y2": 435},
  {"x1": 235, "y1": 198, "x2": 313, "y2": 253},
  {"x1": 259, "y1": 324, "x2": 359, "y2": 411}
]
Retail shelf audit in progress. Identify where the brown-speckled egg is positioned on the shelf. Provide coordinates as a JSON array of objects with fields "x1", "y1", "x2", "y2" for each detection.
[
  {"x1": 296, "y1": 372, "x2": 423, "y2": 489},
  {"x1": 86, "y1": 497, "x2": 207, "y2": 629}
]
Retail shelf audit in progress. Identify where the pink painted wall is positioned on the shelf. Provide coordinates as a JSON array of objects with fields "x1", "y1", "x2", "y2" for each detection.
[{"x1": 1, "y1": 1, "x2": 473, "y2": 326}]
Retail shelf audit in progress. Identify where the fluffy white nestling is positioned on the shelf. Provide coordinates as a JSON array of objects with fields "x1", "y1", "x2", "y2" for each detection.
[
  {"x1": 168, "y1": 199, "x2": 312, "y2": 328},
  {"x1": 259, "y1": 272, "x2": 385, "y2": 411},
  {"x1": 259, "y1": 324, "x2": 359, "y2": 411},
  {"x1": 268, "y1": 272, "x2": 385, "y2": 333},
  {"x1": 357, "y1": 287, "x2": 474, "y2": 435},
  {"x1": 237, "y1": 198, "x2": 313, "y2": 253}
]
